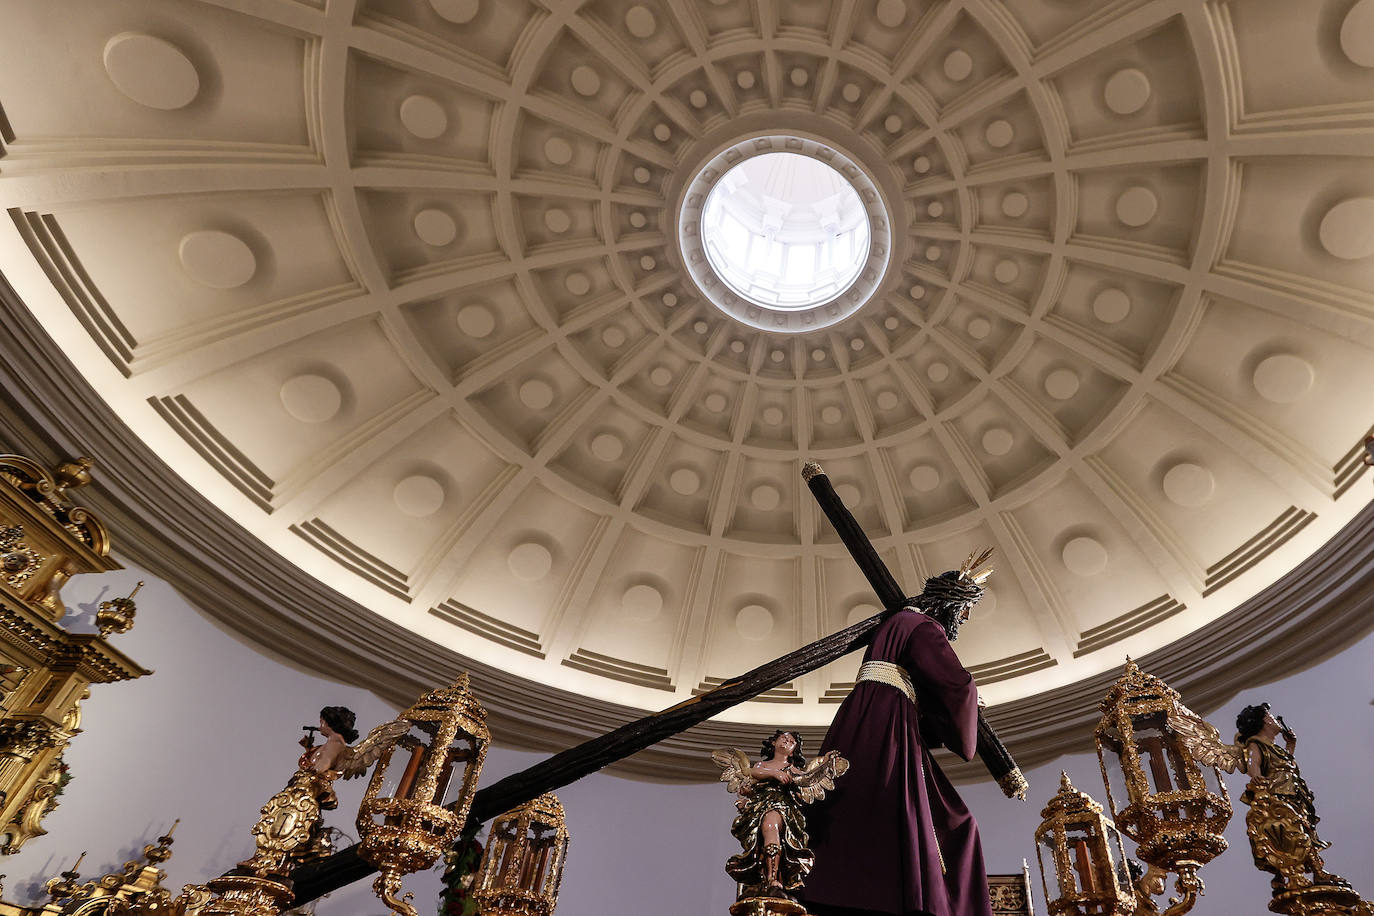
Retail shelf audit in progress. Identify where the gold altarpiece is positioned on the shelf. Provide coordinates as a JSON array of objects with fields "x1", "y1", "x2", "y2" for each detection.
[{"x1": 0, "y1": 454, "x2": 149, "y2": 853}]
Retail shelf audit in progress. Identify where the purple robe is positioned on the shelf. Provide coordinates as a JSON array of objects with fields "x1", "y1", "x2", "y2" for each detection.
[{"x1": 800, "y1": 611, "x2": 993, "y2": 916}]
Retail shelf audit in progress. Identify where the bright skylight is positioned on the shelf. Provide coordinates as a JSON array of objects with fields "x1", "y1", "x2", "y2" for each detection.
[{"x1": 701, "y1": 152, "x2": 871, "y2": 310}]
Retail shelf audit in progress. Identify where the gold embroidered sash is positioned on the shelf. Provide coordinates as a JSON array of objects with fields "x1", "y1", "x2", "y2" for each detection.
[{"x1": 856, "y1": 660, "x2": 916, "y2": 705}]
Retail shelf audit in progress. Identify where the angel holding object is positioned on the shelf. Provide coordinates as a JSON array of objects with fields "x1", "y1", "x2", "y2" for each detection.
[
  {"x1": 1169, "y1": 702, "x2": 1353, "y2": 898},
  {"x1": 714, "y1": 730, "x2": 849, "y2": 901},
  {"x1": 241, "y1": 705, "x2": 411, "y2": 875}
]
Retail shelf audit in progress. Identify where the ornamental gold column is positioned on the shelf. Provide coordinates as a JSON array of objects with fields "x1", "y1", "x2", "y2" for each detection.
[
  {"x1": 1094, "y1": 660, "x2": 1230, "y2": 916},
  {"x1": 0, "y1": 454, "x2": 150, "y2": 854}
]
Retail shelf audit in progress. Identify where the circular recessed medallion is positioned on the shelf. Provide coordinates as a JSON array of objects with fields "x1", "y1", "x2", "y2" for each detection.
[
  {"x1": 750, "y1": 484, "x2": 782, "y2": 511},
  {"x1": 399, "y1": 95, "x2": 448, "y2": 138},
  {"x1": 103, "y1": 34, "x2": 200, "y2": 110},
  {"x1": 178, "y1": 231, "x2": 257, "y2": 289},
  {"x1": 622, "y1": 584, "x2": 663, "y2": 620},
  {"x1": 507, "y1": 542, "x2": 552, "y2": 581},
  {"x1": 736, "y1": 604, "x2": 774, "y2": 640},
  {"x1": 393, "y1": 475, "x2": 446, "y2": 517},
  {"x1": 280, "y1": 374, "x2": 342, "y2": 423},
  {"x1": 909, "y1": 465, "x2": 940, "y2": 492}
]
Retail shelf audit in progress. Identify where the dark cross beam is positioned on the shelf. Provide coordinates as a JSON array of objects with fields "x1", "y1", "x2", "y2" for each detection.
[
  {"x1": 284, "y1": 462, "x2": 1023, "y2": 905},
  {"x1": 800, "y1": 461, "x2": 1026, "y2": 799},
  {"x1": 289, "y1": 586, "x2": 890, "y2": 903}
]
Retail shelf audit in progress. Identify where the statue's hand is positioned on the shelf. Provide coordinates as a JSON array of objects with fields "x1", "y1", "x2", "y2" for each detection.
[{"x1": 776, "y1": 769, "x2": 792, "y2": 785}]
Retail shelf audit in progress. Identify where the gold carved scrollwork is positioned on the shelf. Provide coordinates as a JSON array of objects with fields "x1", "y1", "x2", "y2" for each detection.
[
  {"x1": 4, "y1": 754, "x2": 67, "y2": 852},
  {"x1": 1245, "y1": 786, "x2": 1316, "y2": 888},
  {"x1": 989, "y1": 883, "x2": 1029, "y2": 914},
  {"x1": 243, "y1": 769, "x2": 335, "y2": 877},
  {"x1": 0, "y1": 525, "x2": 46, "y2": 591},
  {"x1": 0, "y1": 719, "x2": 64, "y2": 758}
]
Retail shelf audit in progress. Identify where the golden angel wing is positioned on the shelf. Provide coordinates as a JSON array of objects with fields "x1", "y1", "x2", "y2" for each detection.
[
  {"x1": 338, "y1": 718, "x2": 412, "y2": 779},
  {"x1": 1167, "y1": 712, "x2": 1246, "y2": 774},
  {"x1": 711, "y1": 747, "x2": 755, "y2": 795},
  {"x1": 792, "y1": 750, "x2": 850, "y2": 804}
]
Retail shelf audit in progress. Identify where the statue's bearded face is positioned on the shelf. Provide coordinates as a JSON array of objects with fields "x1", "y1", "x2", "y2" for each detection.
[{"x1": 929, "y1": 601, "x2": 973, "y2": 641}]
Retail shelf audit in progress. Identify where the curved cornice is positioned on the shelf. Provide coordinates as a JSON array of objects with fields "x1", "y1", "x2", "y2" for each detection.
[{"x1": 1, "y1": 274, "x2": 1371, "y2": 784}]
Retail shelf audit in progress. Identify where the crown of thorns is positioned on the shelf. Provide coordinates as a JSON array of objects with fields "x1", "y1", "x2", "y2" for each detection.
[{"x1": 920, "y1": 548, "x2": 995, "y2": 607}]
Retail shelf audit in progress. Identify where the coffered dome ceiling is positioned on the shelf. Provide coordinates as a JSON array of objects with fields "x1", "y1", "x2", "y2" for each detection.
[{"x1": 1, "y1": 0, "x2": 1372, "y2": 765}]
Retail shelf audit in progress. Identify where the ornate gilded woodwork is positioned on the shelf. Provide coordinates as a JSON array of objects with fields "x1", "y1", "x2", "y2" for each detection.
[
  {"x1": 1093, "y1": 660, "x2": 1230, "y2": 916},
  {"x1": 472, "y1": 794, "x2": 569, "y2": 916},
  {"x1": 0, "y1": 824, "x2": 180, "y2": 916},
  {"x1": 1165, "y1": 708, "x2": 1372, "y2": 916},
  {"x1": 0, "y1": 454, "x2": 148, "y2": 854},
  {"x1": 1035, "y1": 774, "x2": 1135, "y2": 916},
  {"x1": 358, "y1": 675, "x2": 489, "y2": 916},
  {"x1": 987, "y1": 867, "x2": 1036, "y2": 916}
]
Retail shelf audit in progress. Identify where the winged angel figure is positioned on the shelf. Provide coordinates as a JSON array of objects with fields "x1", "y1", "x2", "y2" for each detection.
[
  {"x1": 713, "y1": 730, "x2": 849, "y2": 899},
  {"x1": 1168, "y1": 705, "x2": 1347, "y2": 895},
  {"x1": 244, "y1": 707, "x2": 413, "y2": 875}
]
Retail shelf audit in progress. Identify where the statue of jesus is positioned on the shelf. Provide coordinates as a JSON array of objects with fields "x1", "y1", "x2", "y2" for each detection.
[{"x1": 800, "y1": 554, "x2": 994, "y2": 916}]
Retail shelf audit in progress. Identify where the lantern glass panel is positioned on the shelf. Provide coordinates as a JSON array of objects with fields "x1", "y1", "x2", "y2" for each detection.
[
  {"x1": 1130, "y1": 711, "x2": 1175, "y2": 795},
  {"x1": 1066, "y1": 823, "x2": 1103, "y2": 901},
  {"x1": 377, "y1": 724, "x2": 436, "y2": 802},
  {"x1": 492, "y1": 821, "x2": 520, "y2": 885},
  {"x1": 1035, "y1": 832, "x2": 1058, "y2": 903},
  {"x1": 1105, "y1": 821, "x2": 1131, "y2": 890},
  {"x1": 547, "y1": 837, "x2": 568, "y2": 896},
  {"x1": 438, "y1": 734, "x2": 479, "y2": 807},
  {"x1": 1099, "y1": 741, "x2": 1129, "y2": 818},
  {"x1": 1200, "y1": 763, "x2": 1225, "y2": 798},
  {"x1": 520, "y1": 823, "x2": 555, "y2": 891}
]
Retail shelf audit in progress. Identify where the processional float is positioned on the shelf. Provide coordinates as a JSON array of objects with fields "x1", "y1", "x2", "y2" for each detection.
[
  {"x1": 280, "y1": 459, "x2": 1026, "y2": 908},
  {"x1": 0, "y1": 452, "x2": 1025, "y2": 916}
]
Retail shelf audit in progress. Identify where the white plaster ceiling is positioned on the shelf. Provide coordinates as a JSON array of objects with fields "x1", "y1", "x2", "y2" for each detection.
[{"x1": 1, "y1": 0, "x2": 1372, "y2": 730}]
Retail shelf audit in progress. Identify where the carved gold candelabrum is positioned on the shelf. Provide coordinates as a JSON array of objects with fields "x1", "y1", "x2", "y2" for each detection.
[
  {"x1": 357, "y1": 674, "x2": 489, "y2": 916},
  {"x1": 1035, "y1": 773, "x2": 1137, "y2": 916},
  {"x1": 96, "y1": 581, "x2": 144, "y2": 638},
  {"x1": 1094, "y1": 660, "x2": 1230, "y2": 916},
  {"x1": 473, "y1": 794, "x2": 570, "y2": 916}
]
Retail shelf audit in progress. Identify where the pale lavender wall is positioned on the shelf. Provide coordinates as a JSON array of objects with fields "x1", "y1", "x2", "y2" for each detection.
[{"x1": 4, "y1": 562, "x2": 1369, "y2": 916}]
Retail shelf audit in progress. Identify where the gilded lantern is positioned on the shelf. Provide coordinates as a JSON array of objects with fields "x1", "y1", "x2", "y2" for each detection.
[
  {"x1": 474, "y1": 793, "x2": 571, "y2": 916},
  {"x1": 357, "y1": 674, "x2": 490, "y2": 916},
  {"x1": 1093, "y1": 659, "x2": 1230, "y2": 915},
  {"x1": 1035, "y1": 773, "x2": 1135, "y2": 916}
]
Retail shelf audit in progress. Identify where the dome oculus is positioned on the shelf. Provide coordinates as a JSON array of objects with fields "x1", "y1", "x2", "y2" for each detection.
[
  {"x1": 701, "y1": 152, "x2": 871, "y2": 311},
  {"x1": 677, "y1": 135, "x2": 892, "y2": 333}
]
